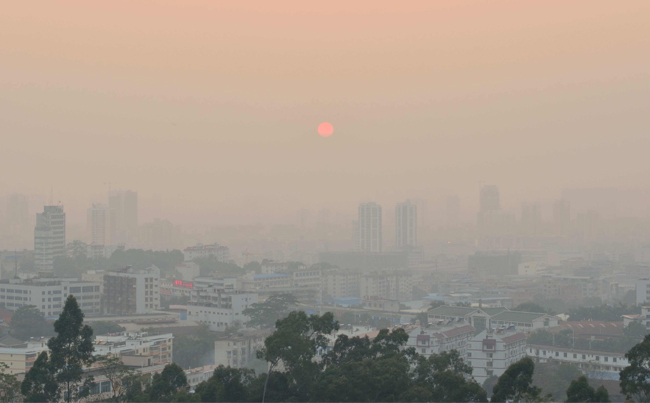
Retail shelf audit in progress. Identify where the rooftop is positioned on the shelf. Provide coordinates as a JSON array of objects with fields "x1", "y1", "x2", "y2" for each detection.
[
  {"x1": 428, "y1": 305, "x2": 480, "y2": 317},
  {"x1": 491, "y1": 310, "x2": 550, "y2": 324}
]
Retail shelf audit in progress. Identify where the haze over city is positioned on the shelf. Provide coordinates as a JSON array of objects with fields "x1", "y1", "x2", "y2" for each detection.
[{"x1": 2, "y1": 1, "x2": 650, "y2": 402}]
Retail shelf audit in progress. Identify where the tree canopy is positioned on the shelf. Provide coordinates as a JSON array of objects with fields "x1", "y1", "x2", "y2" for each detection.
[
  {"x1": 243, "y1": 293, "x2": 298, "y2": 328},
  {"x1": 10, "y1": 305, "x2": 55, "y2": 340},
  {"x1": 620, "y1": 333, "x2": 650, "y2": 401},
  {"x1": 566, "y1": 376, "x2": 610, "y2": 403},
  {"x1": 491, "y1": 357, "x2": 545, "y2": 402}
]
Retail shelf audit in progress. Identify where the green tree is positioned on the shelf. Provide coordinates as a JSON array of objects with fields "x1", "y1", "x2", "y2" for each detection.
[
  {"x1": 532, "y1": 362, "x2": 582, "y2": 401},
  {"x1": 491, "y1": 357, "x2": 544, "y2": 402},
  {"x1": 0, "y1": 363, "x2": 21, "y2": 403},
  {"x1": 620, "y1": 334, "x2": 650, "y2": 401},
  {"x1": 566, "y1": 375, "x2": 610, "y2": 402},
  {"x1": 172, "y1": 325, "x2": 216, "y2": 369},
  {"x1": 412, "y1": 311, "x2": 429, "y2": 327},
  {"x1": 88, "y1": 321, "x2": 126, "y2": 336},
  {"x1": 95, "y1": 355, "x2": 136, "y2": 401},
  {"x1": 243, "y1": 293, "x2": 298, "y2": 328},
  {"x1": 21, "y1": 352, "x2": 58, "y2": 403},
  {"x1": 624, "y1": 321, "x2": 648, "y2": 340},
  {"x1": 594, "y1": 385, "x2": 611, "y2": 403},
  {"x1": 257, "y1": 311, "x2": 338, "y2": 402},
  {"x1": 145, "y1": 363, "x2": 188, "y2": 402},
  {"x1": 194, "y1": 365, "x2": 255, "y2": 402},
  {"x1": 48, "y1": 295, "x2": 95, "y2": 402},
  {"x1": 10, "y1": 305, "x2": 54, "y2": 340}
]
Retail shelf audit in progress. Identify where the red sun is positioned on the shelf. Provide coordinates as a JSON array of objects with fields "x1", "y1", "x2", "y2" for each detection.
[{"x1": 317, "y1": 122, "x2": 333, "y2": 137}]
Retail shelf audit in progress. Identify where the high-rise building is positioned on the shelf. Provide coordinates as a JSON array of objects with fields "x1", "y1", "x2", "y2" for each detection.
[
  {"x1": 480, "y1": 185, "x2": 500, "y2": 211},
  {"x1": 446, "y1": 195, "x2": 460, "y2": 228},
  {"x1": 34, "y1": 205, "x2": 66, "y2": 271},
  {"x1": 357, "y1": 202, "x2": 382, "y2": 253},
  {"x1": 87, "y1": 204, "x2": 110, "y2": 245},
  {"x1": 552, "y1": 199, "x2": 571, "y2": 235},
  {"x1": 520, "y1": 202, "x2": 541, "y2": 236},
  {"x1": 103, "y1": 265, "x2": 160, "y2": 315},
  {"x1": 108, "y1": 190, "x2": 138, "y2": 244},
  {"x1": 395, "y1": 200, "x2": 417, "y2": 249},
  {"x1": 7, "y1": 194, "x2": 29, "y2": 239}
]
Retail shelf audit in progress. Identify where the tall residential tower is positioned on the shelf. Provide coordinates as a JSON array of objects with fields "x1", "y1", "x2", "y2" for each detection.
[
  {"x1": 357, "y1": 202, "x2": 382, "y2": 253},
  {"x1": 395, "y1": 200, "x2": 417, "y2": 250},
  {"x1": 34, "y1": 205, "x2": 66, "y2": 271}
]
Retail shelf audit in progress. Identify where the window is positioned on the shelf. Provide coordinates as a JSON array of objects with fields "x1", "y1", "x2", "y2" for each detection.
[
  {"x1": 421, "y1": 348, "x2": 426, "y2": 354},
  {"x1": 555, "y1": 352, "x2": 559, "y2": 357},
  {"x1": 564, "y1": 352, "x2": 567, "y2": 358},
  {"x1": 613, "y1": 358, "x2": 617, "y2": 363},
  {"x1": 487, "y1": 353, "x2": 493, "y2": 358},
  {"x1": 70, "y1": 287, "x2": 81, "y2": 293},
  {"x1": 582, "y1": 355, "x2": 586, "y2": 359},
  {"x1": 574, "y1": 354, "x2": 577, "y2": 358},
  {"x1": 467, "y1": 352, "x2": 472, "y2": 358},
  {"x1": 604, "y1": 357, "x2": 608, "y2": 362}
]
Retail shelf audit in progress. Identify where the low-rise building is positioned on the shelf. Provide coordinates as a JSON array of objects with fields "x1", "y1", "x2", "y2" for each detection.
[
  {"x1": 94, "y1": 332, "x2": 173, "y2": 366},
  {"x1": 408, "y1": 324, "x2": 475, "y2": 358},
  {"x1": 186, "y1": 291, "x2": 257, "y2": 332},
  {"x1": 489, "y1": 311, "x2": 559, "y2": 333},
  {"x1": 0, "y1": 277, "x2": 101, "y2": 318},
  {"x1": 363, "y1": 298, "x2": 400, "y2": 312},
  {"x1": 359, "y1": 270, "x2": 414, "y2": 301},
  {"x1": 183, "y1": 243, "x2": 230, "y2": 262},
  {"x1": 468, "y1": 330, "x2": 528, "y2": 384},
  {"x1": 527, "y1": 344, "x2": 628, "y2": 374},
  {"x1": 214, "y1": 330, "x2": 271, "y2": 368},
  {"x1": 321, "y1": 269, "x2": 361, "y2": 300},
  {"x1": 0, "y1": 338, "x2": 49, "y2": 375},
  {"x1": 428, "y1": 305, "x2": 491, "y2": 332}
]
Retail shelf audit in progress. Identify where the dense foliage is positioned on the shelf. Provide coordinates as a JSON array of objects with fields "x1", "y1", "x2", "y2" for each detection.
[
  {"x1": 21, "y1": 296, "x2": 95, "y2": 402},
  {"x1": 491, "y1": 357, "x2": 545, "y2": 402},
  {"x1": 10, "y1": 305, "x2": 55, "y2": 340},
  {"x1": 566, "y1": 376, "x2": 610, "y2": 402},
  {"x1": 568, "y1": 303, "x2": 639, "y2": 322},
  {"x1": 620, "y1": 333, "x2": 650, "y2": 401},
  {"x1": 242, "y1": 293, "x2": 298, "y2": 328},
  {"x1": 88, "y1": 321, "x2": 126, "y2": 336}
]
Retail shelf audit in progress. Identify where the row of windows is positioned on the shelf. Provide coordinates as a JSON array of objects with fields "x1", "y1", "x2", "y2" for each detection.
[{"x1": 531, "y1": 348, "x2": 619, "y2": 362}]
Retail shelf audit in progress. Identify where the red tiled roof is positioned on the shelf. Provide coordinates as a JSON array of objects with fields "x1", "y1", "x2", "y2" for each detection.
[{"x1": 560, "y1": 321, "x2": 624, "y2": 338}]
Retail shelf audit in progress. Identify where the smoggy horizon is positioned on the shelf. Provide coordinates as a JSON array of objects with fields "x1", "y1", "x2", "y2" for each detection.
[{"x1": 2, "y1": 1, "x2": 650, "y2": 230}]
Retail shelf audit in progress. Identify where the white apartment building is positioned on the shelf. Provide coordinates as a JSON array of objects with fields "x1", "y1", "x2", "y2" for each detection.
[
  {"x1": 322, "y1": 269, "x2": 361, "y2": 299},
  {"x1": 408, "y1": 324, "x2": 475, "y2": 358},
  {"x1": 183, "y1": 243, "x2": 230, "y2": 262},
  {"x1": 0, "y1": 278, "x2": 102, "y2": 318},
  {"x1": 359, "y1": 270, "x2": 414, "y2": 301},
  {"x1": 34, "y1": 205, "x2": 66, "y2": 271},
  {"x1": 187, "y1": 283, "x2": 257, "y2": 331},
  {"x1": 103, "y1": 266, "x2": 160, "y2": 315},
  {"x1": 94, "y1": 332, "x2": 173, "y2": 366},
  {"x1": 527, "y1": 344, "x2": 628, "y2": 374},
  {"x1": 241, "y1": 267, "x2": 321, "y2": 303},
  {"x1": 635, "y1": 278, "x2": 650, "y2": 306},
  {"x1": 395, "y1": 200, "x2": 417, "y2": 250},
  {"x1": 214, "y1": 330, "x2": 271, "y2": 368},
  {"x1": 467, "y1": 330, "x2": 528, "y2": 384},
  {"x1": 87, "y1": 203, "x2": 111, "y2": 254},
  {"x1": 357, "y1": 202, "x2": 382, "y2": 253}
]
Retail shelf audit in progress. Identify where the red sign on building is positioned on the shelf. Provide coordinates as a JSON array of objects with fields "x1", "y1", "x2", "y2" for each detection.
[{"x1": 174, "y1": 280, "x2": 193, "y2": 289}]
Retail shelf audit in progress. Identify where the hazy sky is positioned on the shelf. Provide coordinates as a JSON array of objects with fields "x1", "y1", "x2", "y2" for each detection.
[{"x1": 2, "y1": 1, "x2": 649, "y2": 227}]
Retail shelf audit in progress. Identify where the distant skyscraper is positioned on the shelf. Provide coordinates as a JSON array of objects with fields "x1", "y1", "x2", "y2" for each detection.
[
  {"x1": 108, "y1": 190, "x2": 138, "y2": 244},
  {"x1": 395, "y1": 200, "x2": 417, "y2": 250},
  {"x1": 357, "y1": 202, "x2": 382, "y2": 253},
  {"x1": 480, "y1": 185, "x2": 500, "y2": 211},
  {"x1": 87, "y1": 203, "x2": 111, "y2": 247},
  {"x1": 34, "y1": 205, "x2": 66, "y2": 271},
  {"x1": 7, "y1": 194, "x2": 29, "y2": 238},
  {"x1": 520, "y1": 202, "x2": 541, "y2": 236},
  {"x1": 553, "y1": 199, "x2": 571, "y2": 235},
  {"x1": 446, "y1": 195, "x2": 460, "y2": 228}
]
